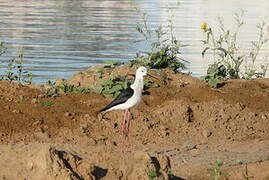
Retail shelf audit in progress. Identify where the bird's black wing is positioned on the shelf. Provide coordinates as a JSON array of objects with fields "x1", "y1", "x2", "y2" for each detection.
[{"x1": 99, "y1": 87, "x2": 134, "y2": 112}]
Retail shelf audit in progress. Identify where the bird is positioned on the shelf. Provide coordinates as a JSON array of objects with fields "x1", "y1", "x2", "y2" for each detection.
[{"x1": 99, "y1": 66, "x2": 151, "y2": 136}]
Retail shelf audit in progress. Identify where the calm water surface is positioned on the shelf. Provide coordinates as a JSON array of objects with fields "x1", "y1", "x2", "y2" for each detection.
[{"x1": 0, "y1": 0, "x2": 269, "y2": 83}]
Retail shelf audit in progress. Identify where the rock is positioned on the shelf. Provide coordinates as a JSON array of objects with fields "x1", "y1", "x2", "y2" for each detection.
[
  {"x1": 34, "y1": 132, "x2": 50, "y2": 141},
  {"x1": 12, "y1": 109, "x2": 21, "y2": 114},
  {"x1": 0, "y1": 144, "x2": 95, "y2": 180},
  {"x1": 65, "y1": 112, "x2": 72, "y2": 117},
  {"x1": 133, "y1": 151, "x2": 152, "y2": 161},
  {"x1": 106, "y1": 140, "x2": 117, "y2": 147},
  {"x1": 33, "y1": 119, "x2": 44, "y2": 126},
  {"x1": 182, "y1": 141, "x2": 197, "y2": 151},
  {"x1": 38, "y1": 94, "x2": 44, "y2": 98},
  {"x1": 87, "y1": 138, "x2": 97, "y2": 146},
  {"x1": 31, "y1": 98, "x2": 38, "y2": 104},
  {"x1": 202, "y1": 128, "x2": 212, "y2": 137},
  {"x1": 50, "y1": 147, "x2": 95, "y2": 180},
  {"x1": 157, "y1": 154, "x2": 171, "y2": 173}
]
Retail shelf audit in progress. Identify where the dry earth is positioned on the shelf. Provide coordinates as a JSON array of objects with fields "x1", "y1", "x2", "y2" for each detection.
[{"x1": 0, "y1": 65, "x2": 269, "y2": 179}]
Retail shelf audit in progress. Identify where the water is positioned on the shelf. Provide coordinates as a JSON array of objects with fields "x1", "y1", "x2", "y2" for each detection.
[{"x1": 0, "y1": 0, "x2": 269, "y2": 83}]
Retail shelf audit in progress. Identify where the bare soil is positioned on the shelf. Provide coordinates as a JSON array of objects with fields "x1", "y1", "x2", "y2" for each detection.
[{"x1": 0, "y1": 65, "x2": 269, "y2": 180}]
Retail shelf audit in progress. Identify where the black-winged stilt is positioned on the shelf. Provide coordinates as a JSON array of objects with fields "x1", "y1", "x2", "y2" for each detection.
[{"x1": 99, "y1": 66, "x2": 151, "y2": 136}]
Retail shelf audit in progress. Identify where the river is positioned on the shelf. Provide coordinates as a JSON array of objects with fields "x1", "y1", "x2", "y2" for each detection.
[{"x1": 0, "y1": 0, "x2": 268, "y2": 83}]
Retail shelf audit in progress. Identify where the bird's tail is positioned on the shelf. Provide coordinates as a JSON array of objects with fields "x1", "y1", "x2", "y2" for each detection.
[{"x1": 98, "y1": 107, "x2": 108, "y2": 113}]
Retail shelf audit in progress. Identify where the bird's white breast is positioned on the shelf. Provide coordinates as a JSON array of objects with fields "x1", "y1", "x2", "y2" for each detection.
[
  {"x1": 109, "y1": 91, "x2": 142, "y2": 111},
  {"x1": 107, "y1": 75, "x2": 144, "y2": 111}
]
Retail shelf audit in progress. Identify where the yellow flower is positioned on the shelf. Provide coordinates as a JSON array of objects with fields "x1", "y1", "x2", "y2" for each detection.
[{"x1": 201, "y1": 23, "x2": 207, "y2": 32}]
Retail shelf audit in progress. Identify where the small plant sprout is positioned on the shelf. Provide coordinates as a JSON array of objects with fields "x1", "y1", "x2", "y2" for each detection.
[
  {"x1": 57, "y1": 82, "x2": 91, "y2": 94},
  {"x1": 40, "y1": 101, "x2": 53, "y2": 107},
  {"x1": 42, "y1": 80, "x2": 92, "y2": 97},
  {"x1": 1, "y1": 46, "x2": 33, "y2": 84},
  {"x1": 0, "y1": 41, "x2": 5, "y2": 55},
  {"x1": 42, "y1": 80, "x2": 59, "y2": 98},
  {"x1": 147, "y1": 168, "x2": 158, "y2": 180},
  {"x1": 209, "y1": 160, "x2": 229, "y2": 180}
]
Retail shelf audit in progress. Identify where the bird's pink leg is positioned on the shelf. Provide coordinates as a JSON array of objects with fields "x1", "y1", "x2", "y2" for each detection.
[
  {"x1": 121, "y1": 110, "x2": 128, "y2": 135},
  {"x1": 126, "y1": 110, "x2": 131, "y2": 136}
]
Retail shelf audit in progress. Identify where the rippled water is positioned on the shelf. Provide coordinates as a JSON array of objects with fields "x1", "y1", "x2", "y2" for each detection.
[{"x1": 0, "y1": 0, "x2": 269, "y2": 83}]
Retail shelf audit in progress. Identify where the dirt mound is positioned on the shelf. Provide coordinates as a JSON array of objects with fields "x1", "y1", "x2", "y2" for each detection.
[
  {"x1": 0, "y1": 144, "x2": 93, "y2": 179},
  {"x1": 0, "y1": 66, "x2": 269, "y2": 179},
  {"x1": 0, "y1": 143, "x2": 173, "y2": 180}
]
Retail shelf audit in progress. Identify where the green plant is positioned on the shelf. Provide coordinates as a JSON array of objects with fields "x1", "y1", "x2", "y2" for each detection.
[
  {"x1": 43, "y1": 80, "x2": 92, "y2": 97},
  {"x1": 130, "y1": 4, "x2": 186, "y2": 72},
  {"x1": 201, "y1": 10, "x2": 269, "y2": 87},
  {"x1": 1, "y1": 47, "x2": 33, "y2": 84},
  {"x1": 95, "y1": 68, "x2": 106, "y2": 78},
  {"x1": 57, "y1": 83, "x2": 91, "y2": 94},
  {"x1": 144, "y1": 79, "x2": 159, "y2": 88},
  {"x1": 42, "y1": 80, "x2": 59, "y2": 98},
  {"x1": 208, "y1": 160, "x2": 229, "y2": 180},
  {"x1": 0, "y1": 41, "x2": 4, "y2": 55},
  {"x1": 201, "y1": 10, "x2": 246, "y2": 79},
  {"x1": 167, "y1": 169, "x2": 175, "y2": 179},
  {"x1": 40, "y1": 101, "x2": 53, "y2": 107},
  {"x1": 98, "y1": 74, "x2": 133, "y2": 98},
  {"x1": 147, "y1": 168, "x2": 158, "y2": 180},
  {"x1": 101, "y1": 60, "x2": 122, "y2": 67},
  {"x1": 244, "y1": 21, "x2": 269, "y2": 78},
  {"x1": 94, "y1": 71, "x2": 159, "y2": 98},
  {"x1": 202, "y1": 63, "x2": 228, "y2": 88}
]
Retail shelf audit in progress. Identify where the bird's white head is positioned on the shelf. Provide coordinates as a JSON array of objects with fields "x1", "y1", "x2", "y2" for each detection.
[{"x1": 136, "y1": 66, "x2": 147, "y2": 77}]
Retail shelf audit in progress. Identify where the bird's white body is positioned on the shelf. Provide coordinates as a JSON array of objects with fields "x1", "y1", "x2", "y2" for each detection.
[
  {"x1": 100, "y1": 66, "x2": 148, "y2": 136},
  {"x1": 107, "y1": 92, "x2": 142, "y2": 111},
  {"x1": 105, "y1": 67, "x2": 146, "y2": 112}
]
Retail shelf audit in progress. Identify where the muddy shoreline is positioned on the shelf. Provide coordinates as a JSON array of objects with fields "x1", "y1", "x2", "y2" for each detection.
[{"x1": 0, "y1": 66, "x2": 269, "y2": 179}]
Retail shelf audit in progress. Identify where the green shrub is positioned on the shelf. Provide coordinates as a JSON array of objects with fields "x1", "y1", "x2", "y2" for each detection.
[
  {"x1": 42, "y1": 80, "x2": 59, "y2": 98},
  {"x1": 201, "y1": 10, "x2": 269, "y2": 87},
  {"x1": 130, "y1": 4, "x2": 186, "y2": 72},
  {"x1": 57, "y1": 83, "x2": 91, "y2": 94},
  {"x1": 202, "y1": 63, "x2": 228, "y2": 88},
  {"x1": 92, "y1": 72, "x2": 159, "y2": 98},
  {"x1": 0, "y1": 44, "x2": 33, "y2": 84},
  {"x1": 98, "y1": 75, "x2": 133, "y2": 98}
]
